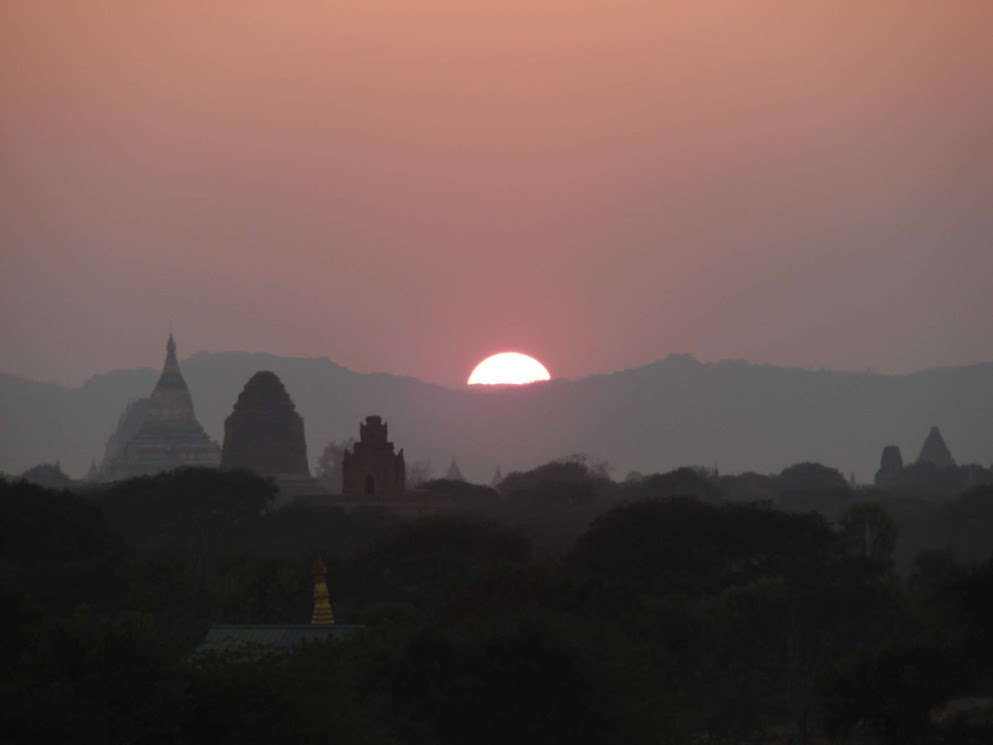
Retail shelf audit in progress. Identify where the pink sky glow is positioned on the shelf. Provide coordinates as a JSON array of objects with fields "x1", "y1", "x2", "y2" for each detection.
[{"x1": 2, "y1": 2, "x2": 992, "y2": 387}]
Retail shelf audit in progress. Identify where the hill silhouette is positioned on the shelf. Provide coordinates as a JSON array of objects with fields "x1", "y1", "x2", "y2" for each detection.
[{"x1": 2, "y1": 353, "x2": 992, "y2": 482}]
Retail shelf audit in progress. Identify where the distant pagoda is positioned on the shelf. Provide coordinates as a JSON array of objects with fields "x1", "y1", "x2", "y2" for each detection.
[
  {"x1": 915, "y1": 426, "x2": 956, "y2": 469},
  {"x1": 445, "y1": 456, "x2": 465, "y2": 482},
  {"x1": 341, "y1": 416, "x2": 405, "y2": 499},
  {"x1": 99, "y1": 335, "x2": 220, "y2": 480},
  {"x1": 311, "y1": 554, "x2": 335, "y2": 625},
  {"x1": 221, "y1": 370, "x2": 322, "y2": 502}
]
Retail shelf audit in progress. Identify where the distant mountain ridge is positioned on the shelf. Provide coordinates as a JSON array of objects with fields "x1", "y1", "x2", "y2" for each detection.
[{"x1": 2, "y1": 353, "x2": 991, "y2": 483}]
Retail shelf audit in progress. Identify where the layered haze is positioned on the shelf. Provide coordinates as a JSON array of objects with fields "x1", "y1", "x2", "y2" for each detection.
[
  {"x1": 2, "y1": 2, "x2": 992, "y2": 387},
  {"x1": 2, "y1": 349, "x2": 991, "y2": 483}
]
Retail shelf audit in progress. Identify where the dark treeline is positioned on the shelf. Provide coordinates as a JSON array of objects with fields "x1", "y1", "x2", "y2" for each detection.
[{"x1": 3, "y1": 461, "x2": 993, "y2": 744}]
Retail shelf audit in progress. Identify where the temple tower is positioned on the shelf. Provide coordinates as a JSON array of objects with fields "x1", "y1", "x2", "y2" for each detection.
[
  {"x1": 916, "y1": 426, "x2": 956, "y2": 468},
  {"x1": 100, "y1": 335, "x2": 220, "y2": 479},
  {"x1": 445, "y1": 457, "x2": 465, "y2": 482},
  {"x1": 222, "y1": 371, "x2": 311, "y2": 477},
  {"x1": 341, "y1": 416, "x2": 405, "y2": 499},
  {"x1": 874, "y1": 445, "x2": 904, "y2": 487},
  {"x1": 220, "y1": 371, "x2": 322, "y2": 501}
]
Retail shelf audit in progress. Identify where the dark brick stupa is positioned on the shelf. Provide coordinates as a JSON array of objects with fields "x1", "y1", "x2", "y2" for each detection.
[
  {"x1": 874, "y1": 445, "x2": 904, "y2": 487},
  {"x1": 342, "y1": 416, "x2": 405, "y2": 499},
  {"x1": 221, "y1": 371, "x2": 321, "y2": 501},
  {"x1": 445, "y1": 456, "x2": 465, "y2": 482}
]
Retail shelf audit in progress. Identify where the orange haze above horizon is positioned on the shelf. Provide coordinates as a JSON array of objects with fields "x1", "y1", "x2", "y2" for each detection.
[{"x1": 2, "y1": 2, "x2": 992, "y2": 387}]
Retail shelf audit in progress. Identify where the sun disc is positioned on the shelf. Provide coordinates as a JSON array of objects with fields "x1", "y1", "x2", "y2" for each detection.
[{"x1": 467, "y1": 352, "x2": 551, "y2": 385}]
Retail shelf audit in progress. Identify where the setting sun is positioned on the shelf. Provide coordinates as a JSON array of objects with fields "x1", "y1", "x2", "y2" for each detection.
[{"x1": 467, "y1": 353, "x2": 551, "y2": 385}]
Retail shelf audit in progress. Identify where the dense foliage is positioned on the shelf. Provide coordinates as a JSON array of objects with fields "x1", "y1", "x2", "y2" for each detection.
[{"x1": 3, "y1": 463, "x2": 993, "y2": 743}]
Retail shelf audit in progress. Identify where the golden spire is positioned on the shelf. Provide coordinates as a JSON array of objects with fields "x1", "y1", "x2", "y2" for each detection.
[{"x1": 311, "y1": 554, "x2": 335, "y2": 625}]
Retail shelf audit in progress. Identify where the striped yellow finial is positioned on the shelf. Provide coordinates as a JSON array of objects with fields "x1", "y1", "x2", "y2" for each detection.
[{"x1": 312, "y1": 554, "x2": 335, "y2": 625}]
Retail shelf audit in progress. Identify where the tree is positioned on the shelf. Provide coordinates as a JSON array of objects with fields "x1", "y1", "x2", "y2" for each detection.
[
  {"x1": 620, "y1": 466, "x2": 722, "y2": 504},
  {"x1": 98, "y1": 468, "x2": 277, "y2": 551},
  {"x1": 350, "y1": 515, "x2": 530, "y2": 608},
  {"x1": 8, "y1": 608, "x2": 186, "y2": 744},
  {"x1": 381, "y1": 619, "x2": 612, "y2": 745},
  {"x1": 839, "y1": 501, "x2": 897, "y2": 567},
  {"x1": 499, "y1": 456, "x2": 613, "y2": 496},
  {"x1": 815, "y1": 632, "x2": 966, "y2": 744},
  {"x1": 407, "y1": 459, "x2": 433, "y2": 488},
  {"x1": 777, "y1": 462, "x2": 850, "y2": 494},
  {"x1": 315, "y1": 438, "x2": 354, "y2": 494}
]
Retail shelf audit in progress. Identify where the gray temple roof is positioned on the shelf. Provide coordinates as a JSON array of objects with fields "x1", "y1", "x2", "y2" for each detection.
[{"x1": 198, "y1": 624, "x2": 362, "y2": 655}]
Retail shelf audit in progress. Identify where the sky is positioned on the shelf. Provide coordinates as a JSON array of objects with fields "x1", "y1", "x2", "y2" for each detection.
[{"x1": 2, "y1": 1, "x2": 992, "y2": 388}]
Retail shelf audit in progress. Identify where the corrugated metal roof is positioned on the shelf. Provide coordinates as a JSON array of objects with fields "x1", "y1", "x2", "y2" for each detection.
[{"x1": 198, "y1": 624, "x2": 362, "y2": 655}]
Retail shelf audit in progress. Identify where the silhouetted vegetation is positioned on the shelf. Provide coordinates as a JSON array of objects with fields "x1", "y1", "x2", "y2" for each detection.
[{"x1": 4, "y1": 460, "x2": 993, "y2": 743}]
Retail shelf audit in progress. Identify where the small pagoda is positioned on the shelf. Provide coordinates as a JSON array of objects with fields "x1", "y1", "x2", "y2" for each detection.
[{"x1": 198, "y1": 555, "x2": 358, "y2": 654}]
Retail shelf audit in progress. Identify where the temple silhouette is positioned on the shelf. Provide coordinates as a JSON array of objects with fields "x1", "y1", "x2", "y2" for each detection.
[
  {"x1": 342, "y1": 415, "x2": 406, "y2": 499},
  {"x1": 98, "y1": 335, "x2": 220, "y2": 480},
  {"x1": 91, "y1": 334, "x2": 445, "y2": 513},
  {"x1": 221, "y1": 370, "x2": 322, "y2": 502}
]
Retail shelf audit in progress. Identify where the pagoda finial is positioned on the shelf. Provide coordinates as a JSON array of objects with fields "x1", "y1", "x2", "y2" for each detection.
[
  {"x1": 445, "y1": 456, "x2": 464, "y2": 482},
  {"x1": 161, "y1": 332, "x2": 180, "y2": 377},
  {"x1": 151, "y1": 330, "x2": 191, "y2": 395},
  {"x1": 311, "y1": 554, "x2": 335, "y2": 625}
]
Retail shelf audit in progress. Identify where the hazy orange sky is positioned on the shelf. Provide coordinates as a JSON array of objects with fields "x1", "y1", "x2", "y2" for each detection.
[{"x1": 2, "y1": 1, "x2": 991, "y2": 387}]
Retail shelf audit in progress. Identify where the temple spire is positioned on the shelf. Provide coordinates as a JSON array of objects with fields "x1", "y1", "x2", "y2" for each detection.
[
  {"x1": 917, "y1": 426, "x2": 956, "y2": 468},
  {"x1": 154, "y1": 333, "x2": 188, "y2": 392},
  {"x1": 445, "y1": 456, "x2": 464, "y2": 482},
  {"x1": 165, "y1": 333, "x2": 178, "y2": 369},
  {"x1": 311, "y1": 554, "x2": 335, "y2": 625}
]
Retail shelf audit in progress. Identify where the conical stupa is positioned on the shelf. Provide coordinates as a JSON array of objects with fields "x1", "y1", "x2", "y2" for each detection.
[
  {"x1": 445, "y1": 457, "x2": 465, "y2": 482},
  {"x1": 311, "y1": 554, "x2": 335, "y2": 625},
  {"x1": 916, "y1": 426, "x2": 956, "y2": 468},
  {"x1": 100, "y1": 335, "x2": 220, "y2": 479}
]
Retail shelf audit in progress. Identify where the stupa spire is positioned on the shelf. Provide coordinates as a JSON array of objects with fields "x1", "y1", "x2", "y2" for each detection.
[
  {"x1": 445, "y1": 456, "x2": 464, "y2": 482},
  {"x1": 164, "y1": 333, "x2": 179, "y2": 372},
  {"x1": 154, "y1": 333, "x2": 188, "y2": 392},
  {"x1": 311, "y1": 554, "x2": 335, "y2": 625},
  {"x1": 96, "y1": 329, "x2": 220, "y2": 480}
]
